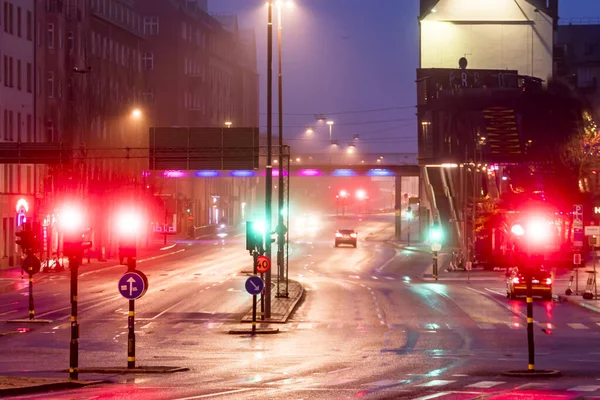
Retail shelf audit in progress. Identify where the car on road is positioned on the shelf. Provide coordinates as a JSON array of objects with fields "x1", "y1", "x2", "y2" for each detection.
[
  {"x1": 506, "y1": 267, "x2": 553, "y2": 301},
  {"x1": 335, "y1": 229, "x2": 357, "y2": 248}
]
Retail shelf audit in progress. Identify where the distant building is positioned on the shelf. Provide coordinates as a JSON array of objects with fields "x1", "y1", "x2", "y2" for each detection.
[
  {"x1": 419, "y1": 0, "x2": 557, "y2": 82},
  {"x1": 555, "y1": 22, "x2": 600, "y2": 117},
  {"x1": 134, "y1": 0, "x2": 258, "y2": 128},
  {"x1": 0, "y1": 0, "x2": 39, "y2": 268}
]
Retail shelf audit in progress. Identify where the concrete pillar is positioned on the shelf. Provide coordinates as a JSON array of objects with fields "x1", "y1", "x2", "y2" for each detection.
[{"x1": 395, "y1": 175, "x2": 402, "y2": 240}]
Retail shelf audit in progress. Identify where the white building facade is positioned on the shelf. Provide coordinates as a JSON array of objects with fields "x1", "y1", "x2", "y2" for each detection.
[{"x1": 420, "y1": 0, "x2": 557, "y2": 81}]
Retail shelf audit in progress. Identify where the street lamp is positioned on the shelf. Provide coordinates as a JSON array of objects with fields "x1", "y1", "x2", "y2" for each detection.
[
  {"x1": 305, "y1": 127, "x2": 314, "y2": 135},
  {"x1": 131, "y1": 108, "x2": 142, "y2": 120},
  {"x1": 327, "y1": 120, "x2": 334, "y2": 143},
  {"x1": 347, "y1": 144, "x2": 356, "y2": 154},
  {"x1": 224, "y1": 121, "x2": 233, "y2": 128}
]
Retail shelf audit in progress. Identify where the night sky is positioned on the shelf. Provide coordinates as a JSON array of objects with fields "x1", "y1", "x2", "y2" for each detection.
[{"x1": 209, "y1": 0, "x2": 600, "y2": 155}]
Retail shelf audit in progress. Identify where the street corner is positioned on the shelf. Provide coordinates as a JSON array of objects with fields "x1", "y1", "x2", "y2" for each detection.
[
  {"x1": 557, "y1": 294, "x2": 600, "y2": 314},
  {"x1": 0, "y1": 376, "x2": 105, "y2": 397}
]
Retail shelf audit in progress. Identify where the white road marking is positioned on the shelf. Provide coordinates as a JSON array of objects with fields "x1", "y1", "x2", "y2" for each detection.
[
  {"x1": 411, "y1": 391, "x2": 452, "y2": 399},
  {"x1": 466, "y1": 381, "x2": 505, "y2": 388},
  {"x1": 477, "y1": 323, "x2": 495, "y2": 330},
  {"x1": 567, "y1": 323, "x2": 589, "y2": 330},
  {"x1": 150, "y1": 298, "x2": 187, "y2": 321},
  {"x1": 568, "y1": 385, "x2": 600, "y2": 392},
  {"x1": 416, "y1": 379, "x2": 455, "y2": 387}
]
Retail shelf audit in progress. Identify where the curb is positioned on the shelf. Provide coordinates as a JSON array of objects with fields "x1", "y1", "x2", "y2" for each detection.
[
  {"x1": 228, "y1": 328, "x2": 280, "y2": 335},
  {"x1": 391, "y1": 243, "x2": 432, "y2": 255},
  {"x1": 0, "y1": 379, "x2": 104, "y2": 397},
  {"x1": 7, "y1": 319, "x2": 52, "y2": 324},
  {"x1": 241, "y1": 279, "x2": 305, "y2": 324},
  {"x1": 558, "y1": 295, "x2": 600, "y2": 314},
  {"x1": 502, "y1": 369, "x2": 561, "y2": 377},
  {"x1": 76, "y1": 366, "x2": 189, "y2": 374}
]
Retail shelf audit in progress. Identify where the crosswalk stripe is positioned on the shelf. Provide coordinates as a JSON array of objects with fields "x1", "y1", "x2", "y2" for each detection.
[
  {"x1": 416, "y1": 379, "x2": 455, "y2": 387},
  {"x1": 567, "y1": 323, "x2": 589, "y2": 330},
  {"x1": 466, "y1": 381, "x2": 505, "y2": 388},
  {"x1": 477, "y1": 323, "x2": 495, "y2": 330},
  {"x1": 296, "y1": 323, "x2": 314, "y2": 329},
  {"x1": 568, "y1": 385, "x2": 600, "y2": 392}
]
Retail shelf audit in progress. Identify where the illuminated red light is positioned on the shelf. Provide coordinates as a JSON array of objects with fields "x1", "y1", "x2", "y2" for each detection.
[
  {"x1": 512, "y1": 277, "x2": 520, "y2": 284},
  {"x1": 116, "y1": 211, "x2": 144, "y2": 235}
]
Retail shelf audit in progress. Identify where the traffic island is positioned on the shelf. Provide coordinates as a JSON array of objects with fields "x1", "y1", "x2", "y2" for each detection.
[
  {"x1": 7, "y1": 319, "x2": 52, "y2": 324},
  {"x1": 0, "y1": 376, "x2": 104, "y2": 397},
  {"x1": 76, "y1": 366, "x2": 189, "y2": 374},
  {"x1": 502, "y1": 369, "x2": 561, "y2": 377},
  {"x1": 228, "y1": 327, "x2": 280, "y2": 335},
  {"x1": 241, "y1": 279, "x2": 304, "y2": 324}
]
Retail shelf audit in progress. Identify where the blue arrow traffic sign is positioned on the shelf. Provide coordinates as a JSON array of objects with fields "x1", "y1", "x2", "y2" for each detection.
[
  {"x1": 118, "y1": 271, "x2": 147, "y2": 300},
  {"x1": 245, "y1": 276, "x2": 264, "y2": 295}
]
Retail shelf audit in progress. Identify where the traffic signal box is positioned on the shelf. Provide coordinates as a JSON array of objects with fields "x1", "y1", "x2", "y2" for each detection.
[
  {"x1": 246, "y1": 221, "x2": 263, "y2": 253},
  {"x1": 63, "y1": 232, "x2": 92, "y2": 260},
  {"x1": 406, "y1": 207, "x2": 413, "y2": 220},
  {"x1": 15, "y1": 222, "x2": 41, "y2": 254},
  {"x1": 119, "y1": 238, "x2": 137, "y2": 266}
]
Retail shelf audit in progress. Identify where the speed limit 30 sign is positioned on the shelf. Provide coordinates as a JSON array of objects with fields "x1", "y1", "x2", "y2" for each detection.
[{"x1": 256, "y1": 255, "x2": 271, "y2": 273}]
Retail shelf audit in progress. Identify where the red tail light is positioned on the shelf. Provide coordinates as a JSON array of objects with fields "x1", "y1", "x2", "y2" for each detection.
[
  {"x1": 512, "y1": 277, "x2": 520, "y2": 284},
  {"x1": 350, "y1": 233, "x2": 357, "y2": 238},
  {"x1": 335, "y1": 232, "x2": 343, "y2": 237},
  {"x1": 545, "y1": 278, "x2": 552, "y2": 285}
]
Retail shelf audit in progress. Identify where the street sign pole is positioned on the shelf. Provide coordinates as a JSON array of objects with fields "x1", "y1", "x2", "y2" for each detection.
[
  {"x1": 433, "y1": 251, "x2": 438, "y2": 281},
  {"x1": 69, "y1": 256, "x2": 79, "y2": 381},
  {"x1": 526, "y1": 273, "x2": 535, "y2": 371},
  {"x1": 28, "y1": 271, "x2": 34, "y2": 320},
  {"x1": 252, "y1": 251, "x2": 258, "y2": 335},
  {"x1": 127, "y1": 258, "x2": 136, "y2": 369}
]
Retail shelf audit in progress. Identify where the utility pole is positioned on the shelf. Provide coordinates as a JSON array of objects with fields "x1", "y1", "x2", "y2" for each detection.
[
  {"x1": 265, "y1": 0, "x2": 274, "y2": 318},
  {"x1": 277, "y1": 4, "x2": 286, "y2": 297}
]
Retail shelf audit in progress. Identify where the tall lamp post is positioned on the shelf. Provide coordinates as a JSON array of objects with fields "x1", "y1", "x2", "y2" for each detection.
[
  {"x1": 264, "y1": 0, "x2": 275, "y2": 318},
  {"x1": 276, "y1": 0, "x2": 293, "y2": 298}
]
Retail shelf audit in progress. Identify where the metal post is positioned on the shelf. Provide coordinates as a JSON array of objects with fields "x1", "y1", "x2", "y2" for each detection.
[
  {"x1": 127, "y1": 257, "x2": 136, "y2": 368},
  {"x1": 28, "y1": 271, "x2": 34, "y2": 320},
  {"x1": 164, "y1": 207, "x2": 167, "y2": 245},
  {"x1": 265, "y1": 0, "x2": 274, "y2": 319},
  {"x1": 69, "y1": 256, "x2": 79, "y2": 380},
  {"x1": 595, "y1": 247, "x2": 598, "y2": 299},
  {"x1": 407, "y1": 223, "x2": 410, "y2": 246},
  {"x1": 526, "y1": 274, "x2": 535, "y2": 370},
  {"x1": 433, "y1": 251, "x2": 438, "y2": 281},
  {"x1": 252, "y1": 251, "x2": 258, "y2": 335},
  {"x1": 277, "y1": 4, "x2": 285, "y2": 297}
]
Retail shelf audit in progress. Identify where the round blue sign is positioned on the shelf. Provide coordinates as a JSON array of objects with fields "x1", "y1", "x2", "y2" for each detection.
[
  {"x1": 118, "y1": 271, "x2": 147, "y2": 300},
  {"x1": 245, "y1": 276, "x2": 264, "y2": 295}
]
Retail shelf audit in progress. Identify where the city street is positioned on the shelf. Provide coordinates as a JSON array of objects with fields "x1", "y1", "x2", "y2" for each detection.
[{"x1": 0, "y1": 214, "x2": 599, "y2": 399}]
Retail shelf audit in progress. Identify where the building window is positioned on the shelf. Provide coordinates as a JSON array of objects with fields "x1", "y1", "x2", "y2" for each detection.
[
  {"x1": 67, "y1": 31, "x2": 74, "y2": 53},
  {"x1": 46, "y1": 120, "x2": 54, "y2": 142},
  {"x1": 2, "y1": 109, "x2": 7, "y2": 140},
  {"x1": 182, "y1": 21, "x2": 187, "y2": 39},
  {"x1": 17, "y1": 7, "x2": 21, "y2": 37},
  {"x1": 143, "y1": 52, "x2": 153, "y2": 70},
  {"x1": 585, "y1": 43, "x2": 598, "y2": 56},
  {"x1": 26, "y1": 114, "x2": 32, "y2": 142},
  {"x1": 17, "y1": 112, "x2": 21, "y2": 142},
  {"x1": 47, "y1": 23, "x2": 54, "y2": 49},
  {"x1": 8, "y1": 111, "x2": 14, "y2": 141},
  {"x1": 143, "y1": 16, "x2": 159, "y2": 35},
  {"x1": 47, "y1": 71, "x2": 54, "y2": 98},
  {"x1": 26, "y1": 62, "x2": 32, "y2": 93},
  {"x1": 8, "y1": 3, "x2": 14, "y2": 34},
  {"x1": 3, "y1": 2, "x2": 8, "y2": 33},
  {"x1": 26, "y1": 11, "x2": 32, "y2": 41},
  {"x1": 16, "y1": 59, "x2": 21, "y2": 91},
  {"x1": 3, "y1": 56, "x2": 7, "y2": 86},
  {"x1": 9, "y1": 57, "x2": 13, "y2": 88},
  {"x1": 37, "y1": 21, "x2": 42, "y2": 46},
  {"x1": 58, "y1": 26, "x2": 63, "y2": 49}
]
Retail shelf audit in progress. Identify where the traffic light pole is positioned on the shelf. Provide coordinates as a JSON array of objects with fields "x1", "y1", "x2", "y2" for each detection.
[
  {"x1": 252, "y1": 251, "x2": 258, "y2": 335},
  {"x1": 28, "y1": 270, "x2": 34, "y2": 320},
  {"x1": 127, "y1": 258, "x2": 136, "y2": 368},
  {"x1": 433, "y1": 251, "x2": 438, "y2": 281},
  {"x1": 69, "y1": 256, "x2": 79, "y2": 380},
  {"x1": 526, "y1": 274, "x2": 535, "y2": 370}
]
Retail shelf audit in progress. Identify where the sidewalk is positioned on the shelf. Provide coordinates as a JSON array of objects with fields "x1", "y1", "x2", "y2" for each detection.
[
  {"x1": 0, "y1": 376, "x2": 104, "y2": 397},
  {"x1": 241, "y1": 279, "x2": 304, "y2": 323},
  {"x1": 556, "y1": 267, "x2": 600, "y2": 313}
]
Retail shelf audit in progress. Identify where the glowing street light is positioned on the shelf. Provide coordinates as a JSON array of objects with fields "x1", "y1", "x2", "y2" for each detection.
[
  {"x1": 305, "y1": 128, "x2": 314, "y2": 135},
  {"x1": 224, "y1": 121, "x2": 233, "y2": 128},
  {"x1": 327, "y1": 120, "x2": 334, "y2": 143},
  {"x1": 356, "y1": 189, "x2": 367, "y2": 200},
  {"x1": 347, "y1": 144, "x2": 356, "y2": 154},
  {"x1": 131, "y1": 108, "x2": 142, "y2": 119},
  {"x1": 339, "y1": 189, "x2": 348, "y2": 198}
]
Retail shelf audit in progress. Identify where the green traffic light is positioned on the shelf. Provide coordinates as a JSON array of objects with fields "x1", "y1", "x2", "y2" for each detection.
[
  {"x1": 252, "y1": 220, "x2": 266, "y2": 234},
  {"x1": 429, "y1": 227, "x2": 443, "y2": 242}
]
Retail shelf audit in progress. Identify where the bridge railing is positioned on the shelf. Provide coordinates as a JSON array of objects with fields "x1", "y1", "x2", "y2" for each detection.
[{"x1": 260, "y1": 153, "x2": 418, "y2": 166}]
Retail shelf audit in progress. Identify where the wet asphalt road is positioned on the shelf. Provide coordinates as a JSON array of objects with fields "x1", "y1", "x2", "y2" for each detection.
[{"x1": 3, "y1": 214, "x2": 600, "y2": 399}]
